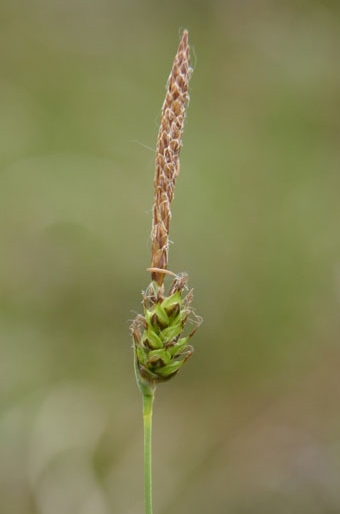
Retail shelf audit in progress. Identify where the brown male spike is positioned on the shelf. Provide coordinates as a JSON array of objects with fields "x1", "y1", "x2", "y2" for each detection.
[{"x1": 151, "y1": 30, "x2": 192, "y2": 287}]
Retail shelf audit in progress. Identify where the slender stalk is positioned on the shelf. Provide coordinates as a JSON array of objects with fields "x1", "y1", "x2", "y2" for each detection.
[{"x1": 143, "y1": 392, "x2": 154, "y2": 514}]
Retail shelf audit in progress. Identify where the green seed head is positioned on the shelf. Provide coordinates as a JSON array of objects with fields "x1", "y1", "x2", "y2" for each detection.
[{"x1": 131, "y1": 274, "x2": 201, "y2": 390}]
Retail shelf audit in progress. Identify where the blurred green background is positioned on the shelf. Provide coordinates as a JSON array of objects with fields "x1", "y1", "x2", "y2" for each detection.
[{"x1": 1, "y1": 0, "x2": 340, "y2": 513}]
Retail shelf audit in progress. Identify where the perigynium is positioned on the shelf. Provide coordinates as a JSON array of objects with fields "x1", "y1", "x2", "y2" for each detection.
[{"x1": 130, "y1": 30, "x2": 202, "y2": 514}]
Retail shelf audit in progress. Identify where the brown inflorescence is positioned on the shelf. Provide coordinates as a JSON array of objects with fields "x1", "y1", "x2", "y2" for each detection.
[
  {"x1": 131, "y1": 31, "x2": 201, "y2": 392},
  {"x1": 151, "y1": 30, "x2": 192, "y2": 287}
]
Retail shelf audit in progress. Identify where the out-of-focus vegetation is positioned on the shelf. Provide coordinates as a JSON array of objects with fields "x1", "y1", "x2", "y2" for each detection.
[{"x1": 1, "y1": 1, "x2": 340, "y2": 513}]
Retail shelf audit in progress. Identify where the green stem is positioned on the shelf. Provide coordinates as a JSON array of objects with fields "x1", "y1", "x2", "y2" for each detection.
[{"x1": 143, "y1": 392, "x2": 154, "y2": 514}]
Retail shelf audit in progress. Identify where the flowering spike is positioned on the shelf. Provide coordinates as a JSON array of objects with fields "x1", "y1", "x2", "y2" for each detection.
[
  {"x1": 131, "y1": 31, "x2": 201, "y2": 393},
  {"x1": 151, "y1": 30, "x2": 192, "y2": 287}
]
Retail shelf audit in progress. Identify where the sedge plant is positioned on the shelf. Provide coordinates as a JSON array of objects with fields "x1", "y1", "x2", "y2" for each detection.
[{"x1": 130, "y1": 30, "x2": 202, "y2": 514}]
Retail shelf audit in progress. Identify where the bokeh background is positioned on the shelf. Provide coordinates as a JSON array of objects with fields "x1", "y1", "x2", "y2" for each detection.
[{"x1": 1, "y1": 1, "x2": 340, "y2": 513}]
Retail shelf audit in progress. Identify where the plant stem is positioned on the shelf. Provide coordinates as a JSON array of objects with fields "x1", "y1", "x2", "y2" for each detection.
[{"x1": 143, "y1": 392, "x2": 154, "y2": 514}]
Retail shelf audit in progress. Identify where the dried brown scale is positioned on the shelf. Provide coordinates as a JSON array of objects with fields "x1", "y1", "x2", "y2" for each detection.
[{"x1": 151, "y1": 30, "x2": 192, "y2": 287}]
